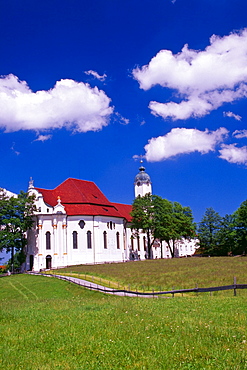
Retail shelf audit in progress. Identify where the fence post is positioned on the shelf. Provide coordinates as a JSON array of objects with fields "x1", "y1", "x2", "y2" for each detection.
[{"x1": 234, "y1": 277, "x2": 237, "y2": 296}]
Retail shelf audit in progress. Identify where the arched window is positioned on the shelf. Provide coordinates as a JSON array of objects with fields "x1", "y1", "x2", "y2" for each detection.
[
  {"x1": 143, "y1": 236, "x2": 146, "y2": 251},
  {"x1": 131, "y1": 235, "x2": 134, "y2": 250},
  {"x1": 103, "y1": 231, "x2": 107, "y2": 249},
  {"x1": 87, "y1": 231, "x2": 92, "y2": 249},
  {"x1": 116, "y1": 232, "x2": 120, "y2": 249},
  {"x1": 137, "y1": 235, "x2": 140, "y2": 251},
  {"x1": 73, "y1": 231, "x2": 78, "y2": 249},
  {"x1": 46, "y1": 231, "x2": 51, "y2": 250}
]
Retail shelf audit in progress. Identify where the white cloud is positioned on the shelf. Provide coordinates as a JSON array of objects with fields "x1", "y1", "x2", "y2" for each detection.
[
  {"x1": 34, "y1": 134, "x2": 52, "y2": 142},
  {"x1": 85, "y1": 70, "x2": 107, "y2": 81},
  {"x1": 223, "y1": 111, "x2": 242, "y2": 121},
  {"x1": 10, "y1": 142, "x2": 20, "y2": 156},
  {"x1": 144, "y1": 127, "x2": 228, "y2": 162},
  {"x1": 219, "y1": 144, "x2": 247, "y2": 165},
  {"x1": 133, "y1": 29, "x2": 247, "y2": 120},
  {"x1": 115, "y1": 112, "x2": 129, "y2": 125},
  {"x1": 0, "y1": 74, "x2": 113, "y2": 133},
  {"x1": 232, "y1": 130, "x2": 247, "y2": 139}
]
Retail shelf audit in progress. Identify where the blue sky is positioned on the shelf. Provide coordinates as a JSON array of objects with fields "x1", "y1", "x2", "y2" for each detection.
[{"x1": 1, "y1": 0, "x2": 247, "y2": 240}]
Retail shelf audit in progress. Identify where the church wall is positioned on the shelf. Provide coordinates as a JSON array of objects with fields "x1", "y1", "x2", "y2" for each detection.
[
  {"x1": 66, "y1": 215, "x2": 95, "y2": 266},
  {"x1": 94, "y1": 216, "x2": 126, "y2": 263}
]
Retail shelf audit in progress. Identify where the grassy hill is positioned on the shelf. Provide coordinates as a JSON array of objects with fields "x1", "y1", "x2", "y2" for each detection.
[
  {"x1": 1, "y1": 261, "x2": 247, "y2": 369},
  {"x1": 54, "y1": 256, "x2": 247, "y2": 292}
]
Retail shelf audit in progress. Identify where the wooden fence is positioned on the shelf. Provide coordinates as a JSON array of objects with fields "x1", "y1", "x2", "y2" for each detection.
[{"x1": 35, "y1": 273, "x2": 246, "y2": 297}]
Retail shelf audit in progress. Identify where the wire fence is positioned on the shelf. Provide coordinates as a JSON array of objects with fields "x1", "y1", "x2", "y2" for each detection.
[{"x1": 29, "y1": 272, "x2": 246, "y2": 297}]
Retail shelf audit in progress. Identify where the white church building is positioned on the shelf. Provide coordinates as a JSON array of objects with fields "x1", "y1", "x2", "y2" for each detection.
[{"x1": 25, "y1": 165, "x2": 197, "y2": 271}]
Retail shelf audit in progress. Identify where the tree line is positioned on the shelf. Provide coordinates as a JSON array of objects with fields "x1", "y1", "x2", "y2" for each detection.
[
  {"x1": 131, "y1": 194, "x2": 196, "y2": 258},
  {"x1": 197, "y1": 202, "x2": 247, "y2": 256},
  {"x1": 131, "y1": 194, "x2": 247, "y2": 258}
]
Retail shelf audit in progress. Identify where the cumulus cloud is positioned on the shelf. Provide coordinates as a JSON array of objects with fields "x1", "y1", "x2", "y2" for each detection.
[
  {"x1": 133, "y1": 29, "x2": 247, "y2": 120},
  {"x1": 232, "y1": 130, "x2": 247, "y2": 139},
  {"x1": 144, "y1": 127, "x2": 228, "y2": 162},
  {"x1": 223, "y1": 111, "x2": 242, "y2": 121},
  {"x1": 84, "y1": 70, "x2": 107, "y2": 81},
  {"x1": 34, "y1": 134, "x2": 52, "y2": 142},
  {"x1": 219, "y1": 144, "x2": 247, "y2": 165},
  {"x1": 0, "y1": 74, "x2": 113, "y2": 133}
]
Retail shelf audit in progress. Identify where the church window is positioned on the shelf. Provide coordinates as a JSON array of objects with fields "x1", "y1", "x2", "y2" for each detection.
[
  {"x1": 137, "y1": 235, "x2": 140, "y2": 251},
  {"x1": 131, "y1": 235, "x2": 134, "y2": 250},
  {"x1": 79, "y1": 220, "x2": 85, "y2": 229},
  {"x1": 116, "y1": 232, "x2": 120, "y2": 249},
  {"x1": 46, "y1": 231, "x2": 51, "y2": 250},
  {"x1": 143, "y1": 236, "x2": 146, "y2": 251},
  {"x1": 103, "y1": 231, "x2": 107, "y2": 249},
  {"x1": 87, "y1": 231, "x2": 92, "y2": 249},
  {"x1": 73, "y1": 231, "x2": 78, "y2": 249}
]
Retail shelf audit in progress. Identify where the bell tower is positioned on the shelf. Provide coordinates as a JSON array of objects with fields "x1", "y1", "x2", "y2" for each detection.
[{"x1": 134, "y1": 161, "x2": 152, "y2": 198}]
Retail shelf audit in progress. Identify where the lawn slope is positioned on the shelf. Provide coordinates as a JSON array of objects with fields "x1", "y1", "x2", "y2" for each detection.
[{"x1": 1, "y1": 273, "x2": 247, "y2": 369}]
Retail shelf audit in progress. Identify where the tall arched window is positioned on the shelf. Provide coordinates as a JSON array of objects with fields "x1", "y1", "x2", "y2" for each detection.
[
  {"x1": 73, "y1": 231, "x2": 78, "y2": 249},
  {"x1": 137, "y1": 235, "x2": 140, "y2": 251},
  {"x1": 103, "y1": 231, "x2": 107, "y2": 249},
  {"x1": 131, "y1": 235, "x2": 134, "y2": 250},
  {"x1": 143, "y1": 236, "x2": 146, "y2": 251},
  {"x1": 46, "y1": 231, "x2": 51, "y2": 250},
  {"x1": 116, "y1": 232, "x2": 120, "y2": 249},
  {"x1": 87, "y1": 231, "x2": 92, "y2": 249}
]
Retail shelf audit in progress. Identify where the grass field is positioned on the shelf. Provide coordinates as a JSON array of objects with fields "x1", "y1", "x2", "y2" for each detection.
[
  {"x1": 54, "y1": 257, "x2": 247, "y2": 293},
  {"x1": 1, "y1": 269, "x2": 247, "y2": 369}
]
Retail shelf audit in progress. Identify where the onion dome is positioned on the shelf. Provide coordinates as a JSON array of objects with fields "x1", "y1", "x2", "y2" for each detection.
[{"x1": 134, "y1": 165, "x2": 151, "y2": 186}]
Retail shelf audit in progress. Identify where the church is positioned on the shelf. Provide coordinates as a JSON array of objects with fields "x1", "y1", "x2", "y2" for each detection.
[{"x1": 25, "y1": 165, "x2": 197, "y2": 271}]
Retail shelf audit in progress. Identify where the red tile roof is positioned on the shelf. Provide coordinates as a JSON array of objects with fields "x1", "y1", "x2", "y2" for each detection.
[
  {"x1": 35, "y1": 178, "x2": 132, "y2": 220},
  {"x1": 112, "y1": 203, "x2": 133, "y2": 223}
]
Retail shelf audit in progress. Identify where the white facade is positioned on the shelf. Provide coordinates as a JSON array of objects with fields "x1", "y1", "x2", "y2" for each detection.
[
  {"x1": 26, "y1": 180, "x2": 133, "y2": 271},
  {"x1": 25, "y1": 167, "x2": 197, "y2": 271}
]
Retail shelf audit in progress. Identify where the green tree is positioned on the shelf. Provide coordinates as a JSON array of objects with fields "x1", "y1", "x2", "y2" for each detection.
[
  {"x1": 233, "y1": 200, "x2": 247, "y2": 255},
  {"x1": 216, "y1": 214, "x2": 237, "y2": 256},
  {"x1": 197, "y1": 207, "x2": 222, "y2": 255},
  {"x1": 154, "y1": 199, "x2": 195, "y2": 258},
  {"x1": 130, "y1": 193, "x2": 155, "y2": 259},
  {"x1": 0, "y1": 190, "x2": 36, "y2": 271},
  {"x1": 131, "y1": 194, "x2": 196, "y2": 258}
]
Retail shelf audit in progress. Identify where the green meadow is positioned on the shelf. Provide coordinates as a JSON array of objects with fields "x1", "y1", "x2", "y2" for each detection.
[
  {"x1": 55, "y1": 256, "x2": 247, "y2": 292},
  {"x1": 1, "y1": 259, "x2": 247, "y2": 369}
]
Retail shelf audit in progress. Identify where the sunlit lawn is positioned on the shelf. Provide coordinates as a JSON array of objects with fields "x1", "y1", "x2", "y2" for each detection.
[
  {"x1": 1, "y1": 273, "x2": 247, "y2": 369},
  {"x1": 54, "y1": 256, "x2": 247, "y2": 292}
]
